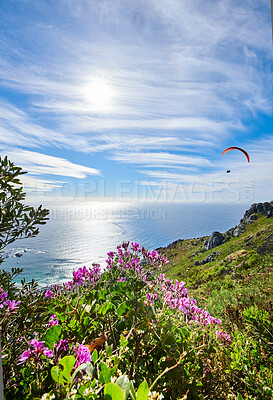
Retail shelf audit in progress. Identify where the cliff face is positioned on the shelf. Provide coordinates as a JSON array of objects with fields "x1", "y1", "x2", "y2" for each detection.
[{"x1": 230, "y1": 201, "x2": 273, "y2": 238}]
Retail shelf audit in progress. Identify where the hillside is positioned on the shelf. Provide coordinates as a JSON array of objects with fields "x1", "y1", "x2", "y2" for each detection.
[
  {"x1": 157, "y1": 202, "x2": 273, "y2": 322},
  {"x1": 1, "y1": 202, "x2": 272, "y2": 400}
]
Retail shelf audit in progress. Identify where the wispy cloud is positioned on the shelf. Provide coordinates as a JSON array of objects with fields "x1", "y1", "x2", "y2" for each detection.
[
  {"x1": 2, "y1": 149, "x2": 100, "y2": 179},
  {"x1": 20, "y1": 175, "x2": 65, "y2": 193},
  {"x1": 0, "y1": 0, "x2": 271, "y2": 200},
  {"x1": 111, "y1": 151, "x2": 212, "y2": 167}
]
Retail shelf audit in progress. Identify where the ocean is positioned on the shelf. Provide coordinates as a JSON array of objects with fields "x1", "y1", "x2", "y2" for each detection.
[{"x1": 2, "y1": 202, "x2": 249, "y2": 286}]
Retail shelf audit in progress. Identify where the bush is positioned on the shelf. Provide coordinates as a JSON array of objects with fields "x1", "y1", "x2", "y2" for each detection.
[
  {"x1": 0, "y1": 155, "x2": 49, "y2": 263},
  {"x1": 1, "y1": 242, "x2": 233, "y2": 400}
]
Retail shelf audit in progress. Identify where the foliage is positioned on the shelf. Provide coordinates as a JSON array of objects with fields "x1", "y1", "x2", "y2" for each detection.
[
  {"x1": 1, "y1": 241, "x2": 272, "y2": 399},
  {"x1": 0, "y1": 155, "x2": 49, "y2": 263},
  {"x1": 0, "y1": 242, "x2": 236, "y2": 400}
]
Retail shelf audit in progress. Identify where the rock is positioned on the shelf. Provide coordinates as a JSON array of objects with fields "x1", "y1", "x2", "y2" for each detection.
[
  {"x1": 233, "y1": 223, "x2": 245, "y2": 237},
  {"x1": 243, "y1": 202, "x2": 273, "y2": 222},
  {"x1": 200, "y1": 252, "x2": 216, "y2": 264},
  {"x1": 244, "y1": 214, "x2": 258, "y2": 224},
  {"x1": 206, "y1": 232, "x2": 224, "y2": 250}
]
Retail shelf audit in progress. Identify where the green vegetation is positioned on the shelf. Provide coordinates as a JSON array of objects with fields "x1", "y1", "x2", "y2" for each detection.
[
  {"x1": 158, "y1": 212, "x2": 273, "y2": 399},
  {"x1": 0, "y1": 156, "x2": 272, "y2": 399},
  {"x1": 0, "y1": 155, "x2": 49, "y2": 264}
]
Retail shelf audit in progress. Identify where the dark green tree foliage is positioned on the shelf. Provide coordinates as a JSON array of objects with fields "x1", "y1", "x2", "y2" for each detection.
[{"x1": 0, "y1": 155, "x2": 49, "y2": 263}]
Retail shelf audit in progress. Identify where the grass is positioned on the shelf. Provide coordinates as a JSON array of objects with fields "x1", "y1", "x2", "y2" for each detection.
[{"x1": 159, "y1": 213, "x2": 273, "y2": 324}]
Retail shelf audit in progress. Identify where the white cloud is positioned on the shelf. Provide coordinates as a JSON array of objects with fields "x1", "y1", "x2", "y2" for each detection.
[
  {"x1": 20, "y1": 175, "x2": 65, "y2": 192},
  {"x1": 0, "y1": 0, "x2": 271, "y2": 200},
  {"x1": 2, "y1": 149, "x2": 100, "y2": 179},
  {"x1": 111, "y1": 151, "x2": 212, "y2": 167}
]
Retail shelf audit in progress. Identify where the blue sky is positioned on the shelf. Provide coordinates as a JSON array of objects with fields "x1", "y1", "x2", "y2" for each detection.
[{"x1": 0, "y1": 0, "x2": 272, "y2": 203}]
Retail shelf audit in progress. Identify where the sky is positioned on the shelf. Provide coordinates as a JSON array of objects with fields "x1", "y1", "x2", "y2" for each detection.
[{"x1": 0, "y1": 0, "x2": 272, "y2": 203}]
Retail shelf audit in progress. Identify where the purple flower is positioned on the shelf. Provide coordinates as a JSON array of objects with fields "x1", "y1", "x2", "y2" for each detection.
[
  {"x1": 216, "y1": 330, "x2": 231, "y2": 345},
  {"x1": 18, "y1": 339, "x2": 53, "y2": 364},
  {"x1": 48, "y1": 314, "x2": 58, "y2": 327},
  {"x1": 73, "y1": 344, "x2": 92, "y2": 368},
  {"x1": 73, "y1": 269, "x2": 84, "y2": 285},
  {"x1": 178, "y1": 297, "x2": 190, "y2": 314},
  {"x1": 131, "y1": 242, "x2": 140, "y2": 252},
  {"x1": 146, "y1": 292, "x2": 158, "y2": 304},
  {"x1": 45, "y1": 290, "x2": 54, "y2": 298},
  {"x1": 4, "y1": 299, "x2": 21, "y2": 311},
  {"x1": 0, "y1": 289, "x2": 8, "y2": 303},
  {"x1": 18, "y1": 350, "x2": 32, "y2": 364},
  {"x1": 64, "y1": 281, "x2": 73, "y2": 290},
  {"x1": 54, "y1": 339, "x2": 69, "y2": 360}
]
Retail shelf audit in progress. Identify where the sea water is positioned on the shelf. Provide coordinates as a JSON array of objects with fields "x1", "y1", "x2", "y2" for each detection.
[{"x1": 2, "y1": 202, "x2": 249, "y2": 286}]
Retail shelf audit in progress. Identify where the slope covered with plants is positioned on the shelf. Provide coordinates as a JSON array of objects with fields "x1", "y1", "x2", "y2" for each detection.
[
  {"x1": 1, "y1": 233, "x2": 272, "y2": 399},
  {"x1": 0, "y1": 156, "x2": 272, "y2": 399}
]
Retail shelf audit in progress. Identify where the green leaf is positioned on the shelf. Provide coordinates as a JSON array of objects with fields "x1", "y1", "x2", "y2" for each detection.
[
  {"x1": 116, "y1": 375, "x2": 130, "y2": 398},
  {"x1": 71, "y1": 363, "x2": 88, "y2": 383},
  {"x1": 51, "y1": 366, "x2": 62, "y2": 384},
  {"x1": 92, "y1": 349, "x2": 98, "y2": 363},
  {"x1": 98, "y1": 289, "x2": 108, "y2": 300},
  {"x1": 120, "y1": 334, "x2": 128, "y2": 349},
  {"x1": 86, "y1": 362, "x2": 95, "y2": 377},
  {"x1": 99, "y1": 300, "x2": 113, "y2": 316},
  {"x1": 44, "y1": 324, "x2": 61, "y2": 348},
  {"x1": 59, "y1": 355, "x2": 75, "y2": 383},
  {"x1": 106, "y1": 344, "x2": 113, "y2": 356},
  {"x1": 238, "y1": 394, "x2": 243, "y2": 400},
  {"x1": 136, "y1": 380, "x2": 149, "y2": 400},
  {"x1": 104, "y1": 383, "x2": 124, "y2": 400},
  {"x1": 99, "y1": 361, "x2": 111, "y2": 384},
  {"x1": 117, "y1": 302, "x2": 128, "y2": 316}
]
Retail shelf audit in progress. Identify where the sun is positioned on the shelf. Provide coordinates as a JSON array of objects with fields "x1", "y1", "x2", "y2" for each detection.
[{"x1": 82, "y1": 79, "x2": 115, "y2": 112}]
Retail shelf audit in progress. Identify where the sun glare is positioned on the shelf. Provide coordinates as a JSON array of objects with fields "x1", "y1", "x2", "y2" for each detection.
[{"x1": 82, "y1": 79, "x2": 115, "y2": 112}]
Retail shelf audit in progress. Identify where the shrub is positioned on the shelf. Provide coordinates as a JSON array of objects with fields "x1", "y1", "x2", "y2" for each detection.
[{"x1": 1, "y1": 242, "x2": 232, "y2": 400}]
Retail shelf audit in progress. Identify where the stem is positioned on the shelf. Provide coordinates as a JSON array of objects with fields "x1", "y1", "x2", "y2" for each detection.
[{"x1": 149, "y1": 352, "x2": 186, "y2": 392}]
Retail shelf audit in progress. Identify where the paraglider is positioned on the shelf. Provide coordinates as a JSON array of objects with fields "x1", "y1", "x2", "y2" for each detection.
[
  {"x1": 222, "y1": 147, "x2": 250, "y2": 162},
  {"x1": 226, "y1": 170, "x2": 231, "y2": 173}
]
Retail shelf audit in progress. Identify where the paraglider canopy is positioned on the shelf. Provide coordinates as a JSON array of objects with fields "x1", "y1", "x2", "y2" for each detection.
[{"x1": 222, "y1": 147, "x2": 250, "y2": 162}]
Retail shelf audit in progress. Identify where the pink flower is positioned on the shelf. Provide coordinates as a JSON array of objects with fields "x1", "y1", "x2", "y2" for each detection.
[
  {"x1": 73, "y1": 269, "x2": 84, "y2": 285},
  {"x1": 45, "y1": 290, "x2": 54, "y2": 298},
  {"x1": 0, "y1": 289, "x2": 8, "y2": 303},
  {"x1": 18, "y1": 339, "x2": 53, "y2": 364},
  {"x1": 48, "y1": 314, "x2": 58, "y2": 327},
  {"x1": 146, "y1": 292, "x2": 158, "y2": 304},
  {"x1": 178, "y1": 297, "x2": 190, "y2": 314},
  {"x1": 64, "y1": 281, "x2": 73, "y2": 289},
  {"x1": 216, "y1": 331, "x2": 231, "y2": 345},
  {"x1": 18, "y1": 350, "x2": 32, "y2": 364},
  {"x1": 54, "y1": 339, "x2": 69, "y2": 360},
  {"x1": 73, "y1": 344, "x2": 92, "y2": 368},
  {"x1": 131, "y1": 242, "x2": 140, "y2": 252},
  {"x1": 4, "y1": 299, "x2": 21, "y2": 311}
]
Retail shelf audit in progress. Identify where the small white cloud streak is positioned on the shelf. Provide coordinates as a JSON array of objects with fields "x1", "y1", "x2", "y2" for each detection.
[
  {"x1": 1, "y1": 149, "x2": 101, "y2": 179},
  {"x1": 20, "y1": 175, "x2": 65, "y2": 193},
  {"x1": 111, "y1": 151, "x2": 212, "y2": 167}
]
